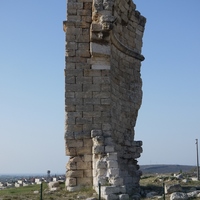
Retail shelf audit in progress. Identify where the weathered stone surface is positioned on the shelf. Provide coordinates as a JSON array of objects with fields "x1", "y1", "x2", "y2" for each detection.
[
  {"x1": 48, "y1": 181, "x2": 60, "y2": 189},
  {"x1": 66, "y1": 178, "x2": 77, "y2": 187},
  {"x1": 170, "y1": 192, "x2": 188, "y2": 200},
  {"x1": 66, "y1": 170, "x2": 83, "y2": 178},
  {"x1": 165, "y1": 184, "x2": 183, "y2": 194},
  {"x1": 77, "y1": 177, "x2": 93, "y2": 186},
  {"x1": 64, "y1": 0, "x2": 145, "y2": 199},
  {"x1": 119, "y1": 194, "x2": 129, "y2": 200}
]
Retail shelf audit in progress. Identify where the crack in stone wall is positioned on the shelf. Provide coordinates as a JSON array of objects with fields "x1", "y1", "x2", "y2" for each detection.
[{"x1": 63, "y1": 0, "x2": 146, "y2": 199}]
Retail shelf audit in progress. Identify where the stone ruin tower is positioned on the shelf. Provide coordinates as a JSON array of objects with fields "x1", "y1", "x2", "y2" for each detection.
[{"x1": 63, "y1": 0, "x2": 146, "y2": 199}]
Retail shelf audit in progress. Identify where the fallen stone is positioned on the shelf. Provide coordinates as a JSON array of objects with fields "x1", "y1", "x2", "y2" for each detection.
[
  {"x1": 187, "y1": 190, "x2": 200, "y2": 198},
  {"x1": 48, "y1": 181, "x2": 59, "y2": 189},
  {"x1": 170, "y1": 192, "x2": 188, "y2": 200},
  {"x1": 146, "y1": 191, "x2": 158, "y2": 198},
  {"x1": 86, "y1": 198, "x2": 97, "y2": 200},
  {"x1": 119, "y1": 194, "x2": 129, "y2": 200},
  {"x1": 165, "y1": 184, "x2": 182, "y2": 194}
]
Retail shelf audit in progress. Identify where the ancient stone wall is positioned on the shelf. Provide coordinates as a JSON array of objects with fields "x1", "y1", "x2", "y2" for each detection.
[{"x1": 63, "y1": 0, "x2": 146, "y2": 199}]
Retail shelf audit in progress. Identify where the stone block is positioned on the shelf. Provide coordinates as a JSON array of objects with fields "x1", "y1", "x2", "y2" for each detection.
[
  {"x1": 83, "y1": 111, "x2": 101, "y2": 117},
  {"x1": 65, "y1": 91, "x2": 75, "y2": 98},
  {"x1": 65, "y1": 69, "x2": 83, "y2": 77},
  {"x1": 107, "y1": 160, "x2": 118, "y2": 168},
  {"x1": 65, "y1": 147, "x2": 76, "y2": 156},
  {"x1": 66, "y1": 170, "x2": 83, "y2": 178},
  {"x1": 101, "y1": 83, "x2": 111, "y2": 91},
  {"x1": 92, "y1": 64, "x2": 110, "y2": 70},
  {"x1": 132, "y1": 140, "x2": 143, "y2": 147},
  {"x1": 77, "y1": 177, "x2": 92, "y2": 186},
  {"x1": 65, "y1": 116, "x2": 75, "y2": 125},
  {"x1": 76, "y1": 146, "x2": 92, "y2": 155},
  {"x1": 92, "y1": 145, "x2": 104, "y2": 154},
  {"x1": 91, "y1": 130, "x2": 102, "y2": 137},
  {"x1": 83, "y1": 98, "x2": 101, "y2": 105},
  {"x1": 76, "y1": 117, "x2": 93, "y2": 124},
  {"x1": 93, "y1": 136, "x2": 104, "y2": 145},
  {"x1": 119, "y1": 194, "x2": 129, "y2": 200},
  {"x1": 136, "y1": 146, "x2": 143, "y2": 153},
  {"x1": 101, "y1": 186, "x2": 120, "y2": 195},
  {"x1": 79, "y1": 0, "x2": 93, "y2": 2},
  {"x1": 75, "y1": 131, "x2": 90, "y2": 139},
  {"x1": 102, "y1": 123, "x2": 112, "y2": 131},
  {"x1": 119, "y1": 186, "x2": 126, "y2": 193},
  {"x1": 96, "y1": 160, "x2": 107, "y2": 169},
  {"x1": 90, "y1": 42, "x2": 110, "y2": 56},
  {"x1": 66, "y1": 111, "x2": 82, "y2": 118},
  {"x1": 66, "y1": 139, "x2": 83, "y2": 148},
  {"x1": 108, "y1": 168, "x2": 119, "y2": 176},
  {"x1": 93, "y1": 92, "x2": 110, "y2": 98},
  {"x1": 83, "y1": 123, "x2": 101, "y2": 131},
  {"x1": 66, "y1": 161, "x2": 77, "y2": 170},
  {"x1": 66, "y1": 125, "x2": 83, "y2": 132},
  {"x1": 103, "y1": 194, "x2": 118, "y2": 200},
  {"x1": 74, "y1": 92, "x2": 92, "y2": 99},
  {"x1": 66, "y1": 41, "x2": 77, "y2": 50},
  {"x1": 65, "y1": 76, "x2": 75, "y2": 84},
  {"x1": 109, "y1": 177, "x2": 123, "y2": 186},
  {"x1": 66, "y1": 178, "x2": 77, "y2": 187},
  {"x1": 83, "y1": 154, "x2": 92, "y2": 162},
  {"x1": 76, "y1": 32, "x2": 90, "y2": 42},
  {"x1": 107, "y1": 153, "x2": 118, "y2": 160},
  {"x1": 70, "y1": 156, "x2": 83, "y2": 162},
  {"x1": 76, "y1": 77, "x2": 92, "y2": 85},
  {"x1": 101, "y1": 111, "x2": 111, "y2": 117},
  {"x1": 66, "y1": 185, "x2": 81, "y2": 192},
  {"x1": 76, "y1": 49, "x2": 91, "y2": 58},
  {"x1": 104, "y1": 137, "x2": 114, "y2": 145},
  {"x1": 103, "y1": 130, "x2": 112, "y2": 137},
  {"x1": 68, "y1": 9, "x2": 77, "y2": 15},
  {"x1": 77, "y1": 161, "x2": 92, "y2": 170},
  {"x1": 67, "y1": 2, "x2": 83, "y2": 10},
  {"x1": 101, "y1": 98, "x2": 111, "y2": 105},
  {"x1": 65, "y1": 84, "x2": 82, "y2": 92},
  {"x1": 83, "y1": 138, "x2": 93, "y2": 147},
  {"x1": 105, "y1": 145, "x2": 114, "y2": 153},
  {"x1": 96, "y1": 168, "x2": 107, "y2": 176},
  {"x1": 93, "y1": 116, "x2": 110, "y2": 124},
  {"x1": 84, "y1": 69, "x2": 101, "y2": 77},
  {"x1": 76, "y1": 105, "x2": 93, "y2": 112},
  {"x1": 65, "y1": 131, "x2": 74, "y2": 139},
  {"x1": 93, "y1": 77, "x2": 110, "y2": 84},
  {"x1": 84, "y1": 169, "x2": 92, "y2": 177},
  {"x1": 68, "y1": 15, "x2": 81, "y2": 22},
  {"x1": 83, "y1": 84, "x2": 101, "y2": 92},
  {"x1": 65, "y1": 105, "x2": 76, "y2": 112},
  {"x1": 66, "y1": 63, "x2": 75, "y2": 69},
  {"x1": 124, "y1": 177, "x2": 133, "y2": 184},
  {"x1": 65, "y1": 25, "x2": 81, "y2": 35}
]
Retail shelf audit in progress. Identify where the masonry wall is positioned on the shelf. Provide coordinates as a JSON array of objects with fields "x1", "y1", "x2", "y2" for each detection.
[
  {"x1": 63, "y1": 0, "x2": 146, "y2": 198},
  {"x1": 110, "y1": 0, "x2": 145, "y2": 195}
]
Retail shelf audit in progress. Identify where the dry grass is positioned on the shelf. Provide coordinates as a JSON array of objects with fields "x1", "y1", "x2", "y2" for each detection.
[{"x1": 0, "y1": 182, "x2": 98, "y2": 200}]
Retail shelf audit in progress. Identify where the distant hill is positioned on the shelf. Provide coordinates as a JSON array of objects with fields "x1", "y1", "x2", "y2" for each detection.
[{"x1": 140, "y1": 164, "x2": 196, "y2": 174}]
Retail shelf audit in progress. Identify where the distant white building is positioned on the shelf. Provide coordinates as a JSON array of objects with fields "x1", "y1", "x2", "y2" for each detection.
[
  {"x1": 15, "y1": 183, "x2": 21, "y2": 187},
  {"x1": 35, "y1": 178, "x2": 42, "y2": 184},
  {"x1": 17, "y1": 180, "x2": 23, "y2": 184}
]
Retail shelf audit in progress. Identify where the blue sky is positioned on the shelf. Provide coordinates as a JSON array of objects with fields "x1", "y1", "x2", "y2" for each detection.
[
  {"x1": 134, "y1": 0, "x2": 200, "y2": 165},
  {"x1": 0, "y1": 1, "x2": 200, "y2": 174}
]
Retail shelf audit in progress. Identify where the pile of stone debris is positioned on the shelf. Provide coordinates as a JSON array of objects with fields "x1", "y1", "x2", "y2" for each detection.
[{"x1": 141, "y1": 174, "x2": 200, "y2": 200}]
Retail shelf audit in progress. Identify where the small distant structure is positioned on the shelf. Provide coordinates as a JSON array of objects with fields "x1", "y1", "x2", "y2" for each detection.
[{"x1": 47, "y1": 170, "x2": 51, "y2": 182}]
